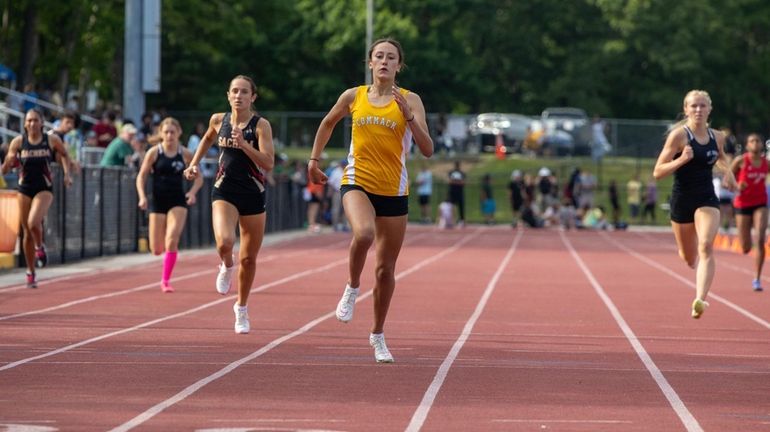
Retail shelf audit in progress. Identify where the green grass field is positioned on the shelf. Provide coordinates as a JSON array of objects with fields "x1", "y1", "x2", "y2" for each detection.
[
  {"x1": 279, "y1": 147, "x2": 672, "y2": 226},
  {"x1": 406, "y1": 153, "x2": 672, "y2": 226}
]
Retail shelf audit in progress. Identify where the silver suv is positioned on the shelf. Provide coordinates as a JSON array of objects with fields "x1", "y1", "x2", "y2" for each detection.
[{"x1": 540, "y1": 107, "x2": 592, "y2": 155}]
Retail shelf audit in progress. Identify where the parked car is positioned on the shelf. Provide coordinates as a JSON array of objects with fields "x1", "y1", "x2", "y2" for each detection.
[
  {"x1": 527, "y1": 120, "x2": 575, "y2": 156},
  {"x1": 540, "y1": 107, "x2": 592, "y2": 155},
  {"x1": 468, "y1": 113, "x2": 533, "y2": 154}
]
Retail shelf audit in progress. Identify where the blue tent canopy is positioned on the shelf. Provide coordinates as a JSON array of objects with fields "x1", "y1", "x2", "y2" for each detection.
[{"x1": 0, "y1": 63, "x2": 16, "y2": 82}]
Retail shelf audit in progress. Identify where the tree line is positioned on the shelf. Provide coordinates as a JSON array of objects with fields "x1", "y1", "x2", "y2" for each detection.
[{"x1": 2, "y1": 0, "x2": 769, "y2": 136}]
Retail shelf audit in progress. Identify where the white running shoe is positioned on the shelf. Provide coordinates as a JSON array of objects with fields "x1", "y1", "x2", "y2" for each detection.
[
  {"x1": 216, "y1": 262, "x2": 234, "y2": 295},
  {"x1": 335, "y1": 284, "x2": 359, "y2": 323},
  {"x1": 369, "y1": 333, "x2": 394, "y2": 363},
  {"x1": 233, "y1": 303, "x2": 250, "y2": 334}
]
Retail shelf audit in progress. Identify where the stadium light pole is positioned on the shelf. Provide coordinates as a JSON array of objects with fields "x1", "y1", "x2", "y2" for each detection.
[
  {"x1": 365, "y1": 0, "x2": 373, "y2": 85},
  {"x1": 124, "y1": 0, "x2": 161, "y2": 124}
]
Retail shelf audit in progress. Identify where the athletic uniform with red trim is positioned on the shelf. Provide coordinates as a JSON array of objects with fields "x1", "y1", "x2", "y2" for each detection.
[
  {"x1": 212, "y1": 113, "x2": 266, "y2": 215},
  {"x1": 733, "y1": 152, "x2": 768, "y2": 211}
]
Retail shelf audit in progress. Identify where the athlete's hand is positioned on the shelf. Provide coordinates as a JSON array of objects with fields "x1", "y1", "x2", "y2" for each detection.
[
  {"x1": 231, "y1": 127, "x2": 244, "y2": 149},
  {"x1": 738, "y1": 181, "x2": 748, "y2": 191},
  {"x1": 307, "y1": 160, "x2": 327, "y2": 185},
  {"x1": 63, "y1": 175, "x2": 73, "y2": 188},
  {"x1": 183, "y1": 165, "x2": 199, "y2": 181},
  {"x1": 137, "y1": 196, "x2": 148, "y2": 210},
  {"x1": 392, "y1": 86, "x2": 413, "y2": 122},
  {"x1": 723, "y1": 176, "x2": 738, "y2": 192},
  {"x1": 678, "y1": 145, "x2": 694, "y2": 163},
  {"x1": 0, "y1": 155, "x2": 18, "y2": 175},
  {"x1": 185, "y1": 191, "x2": 197, "y2": 206}
]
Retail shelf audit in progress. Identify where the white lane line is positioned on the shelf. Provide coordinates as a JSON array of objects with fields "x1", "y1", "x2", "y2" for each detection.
[
  {"x1": 0, "y1": 240, "x2": 352, "y2": 322},
  {"x1": 0, "y1": 231, "x2": 333, "y2": 292},
  {"x1": 108, "y1": 230, "x2": 481, "y2": 432},
  {"x1": 0, "y1": 258, "x2": 349, "y2": 372},
  {"x1": 492, "y1": 419, "x2": 632, "y2": 424},
  {"x1": 404, "y1": 229, "x2": 522, "y2": 432},
  {"x1": 562, "y1": 231, "x2": 703, "y2": 432},
  {"x1": 0, "y1": 269, "x2": 212, "y2": 322},
  {"x1": 601, "y1": 232, "x2": 770, "y2": 330}
]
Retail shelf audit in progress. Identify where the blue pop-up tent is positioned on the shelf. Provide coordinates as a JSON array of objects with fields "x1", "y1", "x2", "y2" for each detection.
[{"x1": 0, "y1": 63, "x2": 16, "y2": 82}]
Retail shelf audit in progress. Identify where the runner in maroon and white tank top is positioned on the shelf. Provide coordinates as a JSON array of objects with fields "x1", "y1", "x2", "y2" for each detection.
[{"x1": 0, "y1": 109, "x2": 72, "y2": 288}]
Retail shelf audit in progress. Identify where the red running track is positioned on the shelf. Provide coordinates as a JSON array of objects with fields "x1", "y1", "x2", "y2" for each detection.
[{"x1": 0, "y1": 226, "x2": 768, "y2": 431}]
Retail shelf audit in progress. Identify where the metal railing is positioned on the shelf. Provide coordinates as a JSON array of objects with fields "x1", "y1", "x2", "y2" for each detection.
[{"x1": 5, "y1": 164, "x2": 309, "y2": 268}]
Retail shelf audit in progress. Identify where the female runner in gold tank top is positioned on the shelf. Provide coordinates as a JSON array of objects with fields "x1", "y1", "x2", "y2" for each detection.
[{"x1": 308, "y1": 38, "x2": 433, "y2": 363}]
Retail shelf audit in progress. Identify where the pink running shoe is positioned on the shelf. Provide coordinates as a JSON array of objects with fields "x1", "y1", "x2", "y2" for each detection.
[
  {"x1": 35, "y1": 245, "x2": 47, "y2": 268},
  {"x1": 26, "y1": 271, "x2": 37, "y2": 289}
]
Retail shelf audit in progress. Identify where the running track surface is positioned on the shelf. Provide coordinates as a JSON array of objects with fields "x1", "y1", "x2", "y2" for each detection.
[{"x1": 1, "y1": 226, "x2": 768, "y2": 432}]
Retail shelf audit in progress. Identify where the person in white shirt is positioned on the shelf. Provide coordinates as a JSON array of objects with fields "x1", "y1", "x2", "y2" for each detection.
[
  {"x1": 415, "y1": 162, "x2": 433, "y2": 223},
  {"x1": 326, "y1": 160, "x2": 348, "y2": 231}
]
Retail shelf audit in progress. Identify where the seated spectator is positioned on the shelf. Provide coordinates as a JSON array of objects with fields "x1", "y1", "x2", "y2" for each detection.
[
  {"x1": 559, "y1": 197, "x2": 578, "y2": 230},
  {"x1": 437, "y1": 195, "x2": 455, "y2": 229},
  {"x1": 100, "y1": 124, "x2": 138, "y2": 167},
  {"x1": 582, "y1": 206, "x2": 609, "y2": 230},
  {"x1": 520, "y1": 200, "x2": 543, "y2": 228}
]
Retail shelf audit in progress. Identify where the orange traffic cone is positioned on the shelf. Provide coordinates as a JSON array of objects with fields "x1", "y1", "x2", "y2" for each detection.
[
  {"x1": 495, "y1": 133, "x2": 506, "y2": 160},
  {"x1": 731, "y1": 236, "x2": 743, "y2": 253},
  {"x1": 764, "y1": 243, "x2": 770, "y2": 259},
  {"x1": 717, "y1": 234, "x2": 730, "y2": 250}
]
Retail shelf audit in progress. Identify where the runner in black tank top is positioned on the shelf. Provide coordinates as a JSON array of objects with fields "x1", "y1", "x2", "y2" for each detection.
[
  {"x1": 17, "y1": 133, "x2": 54, "y2": 198},
  {"x1": 151, "y1": 145, "x2": 187, "y2": 213},
  {"x1": 136, "y1": 117, "x2": 203, "y2": 293},
  {"x1": 669, "y1": 125, "x2": 720, "y2": 224},
  {"x1": 183, "y1": 75, "x2": 275, "y2": 334},
  {"x1": 215, "y1": 112, "x2": 266, "y2": 196},
  {"x1": 653, "y1": 90, "x2": 737, "y2": 320},
  {"x1": 1, "y1": 109, "x2": 72, "y2": 288}
]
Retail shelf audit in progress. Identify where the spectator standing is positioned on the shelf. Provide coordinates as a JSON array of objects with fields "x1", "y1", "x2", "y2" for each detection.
[
  {"x1": 608, "y1": 179, "x2": 621, "y2": 226},
  {"x1": 100, "y1": 124, "x2": 138, "y2": 167},
  {"x1": 626, "y1": 174, "x2": 642, "y2": 223},
  {"x1": 49, "y1": 111, "x2": 82, "y2": 174},
  {"x1": 480, "y1": 173, "x2": 496, "y2": 224},
  {"x1": 508, "y1": 169, "x2": 524, "y2": 227},
  {"x1": 642, "y1": 176, "x2": 657, "y2": 223},
  {"x1": 140, "y1": 113, "x2": 154, "y2": 137},
  {"x1": 91, "y1": 111, "x2": 118, "y2": 148},
  {"x1": 448, "y1": 160, "x2": 466, "y2": 226},
  {"x1": 326, "y1": 159, "x2": 348, "y2": 231},
  {"x1": 22, "y1": 83, "x2": 39, "y2": 112},
  {"x1": 415, "y1": 162, "x2": 433, "y2": 223},
  {"x1": 578, "y1": 169, "x2": 597, "y2": 209},
  {"x1": 536, "y1": 166, "x2": 554, "y2": 211},
  {"x1": 327, "y1": 159, "x2": 348, "y2": 231},
  {"x1": 564, "y1": 167, "x2": 581, "y2": 207},
  {"x1": 305, "y1": 173, "x2": 324, "y2": 233},
  {"x1": 591, "y1": 115, "x2": 611, "y2": 161}
]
